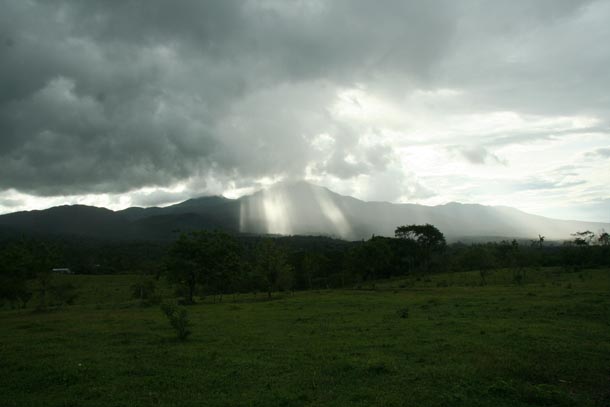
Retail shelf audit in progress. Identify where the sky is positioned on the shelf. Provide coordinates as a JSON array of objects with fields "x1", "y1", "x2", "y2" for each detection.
[{"x1": 1, "y1": 0, "x2": 609, "y2": 222}]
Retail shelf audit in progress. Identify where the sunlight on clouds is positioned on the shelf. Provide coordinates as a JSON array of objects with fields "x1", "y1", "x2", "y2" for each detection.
[
  {"x1": 398, "y1": 147, "x2": 446, "y2": 177},
  {"x1": 0, "y1": 190, "x2": 132, "y2": 214},
  {"x1": 331, "y1": 88, "x2": 406, "y2": 125},
  {"x1": 223, "y1": 185, "x2": 257, "y2": 200}
]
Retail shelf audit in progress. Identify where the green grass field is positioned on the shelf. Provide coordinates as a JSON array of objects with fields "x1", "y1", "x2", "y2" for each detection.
[{"x1": 1, "y1": 268, "x2": 609, "y2": 406}]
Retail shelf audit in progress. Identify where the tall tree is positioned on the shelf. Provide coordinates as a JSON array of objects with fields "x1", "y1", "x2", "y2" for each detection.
[
  {"x1": 210, "y1": 233, "x2": 241, "y2": 302},
  {"x1": 254, "y1": 239, "x2": 293, "y2": 299},
  {"x1": 165, "y1": 231, "x2": 239, "y2": 304},
  {"x1": 572, "y1": 230, "x2": 595, "y2": 246},
  {"x1": 395, "y1": 224, "x2": 446, "y2": 272},
  {"x1": 598, "y1": 230, "x2": 609, "y2": 246},
  {"x1": 0, "y1": 240, "x2": 58, "y2": 309}
]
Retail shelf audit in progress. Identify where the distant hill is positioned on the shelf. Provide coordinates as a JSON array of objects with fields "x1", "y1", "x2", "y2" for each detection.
[{"x1": 0, "y1": 181, "x2": 607, "y2": 242}]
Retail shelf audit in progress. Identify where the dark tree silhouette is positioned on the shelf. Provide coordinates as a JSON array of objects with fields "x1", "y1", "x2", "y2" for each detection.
[
  {"x1": 165, "y1": 231, "x2": 239, "y2": 304},
  {"x1": 395, "y1": 224, "x2": 446, "y2": 272},
  {"x1": 0, "y1": 240, "x2": 59, "y2": 309},
  {"x1": 254, "y1": 239, "x2": 293, "y2": 299},
  {"x1": 572, "y1": 230, "x2": 595, "y2": 246},
  {"x1": 395, "y1": 224, "x2": 446, "y2": 249},
  {"x1": 598, "y1": 230, "x2": 609, "y2": 246}
]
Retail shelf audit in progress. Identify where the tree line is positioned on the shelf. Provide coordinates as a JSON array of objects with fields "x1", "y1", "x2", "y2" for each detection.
[
  {"x1": 129, "y1": 225, "x2": 610, "y2": 303},
  {"x1": 1, "y1": 224, "x2": 609, "y2": 307}
]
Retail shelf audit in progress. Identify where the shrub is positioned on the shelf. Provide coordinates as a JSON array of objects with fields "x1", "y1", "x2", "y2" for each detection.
[
  {"x1": 51, "y1": 282, "x2": 78, "y2": 306},
  {"x1": 160, "y1": 303, "x2": 191, "y2": 341},
  {"x1": 513, "y1": 273, "x2": 524, "y2": 285},
  {"x1": 0, "y1": 277, "x2": 31, "y2": 309},
  {"x1": 131, "y1": 279, "x2": 160, "y2": 306},
  {"x1": 131, "y1": 279, "x2": 156, "y2": 299},
  {"x1": 35, "y1": 273, "x2": 77, "y2": 310},
  {"x1": 396, "y1": 307, "x2": 409, "y2": 319}
]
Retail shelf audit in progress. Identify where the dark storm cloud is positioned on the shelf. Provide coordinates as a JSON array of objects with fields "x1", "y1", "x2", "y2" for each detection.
[
  {"x1": 0, "y1": 0, "x2": 457, "y2": 195},
  {"x1": 0, "y1": 0, "x2": 608, "y2": 197}
]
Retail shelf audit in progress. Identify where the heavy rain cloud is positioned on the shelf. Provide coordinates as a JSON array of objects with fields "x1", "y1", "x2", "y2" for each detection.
[{"x1": 1, "y1": 0, "x2": 609, "y2": 221}]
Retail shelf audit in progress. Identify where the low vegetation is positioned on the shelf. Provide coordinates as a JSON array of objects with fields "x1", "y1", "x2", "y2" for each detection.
[
  {"x1": 2, "y1": 226, "x2": 609, "y2": 308},
  {"x1": 160, "y1": 302, "x2": 191, "y2": 341},
  {"x1": 1, "y1": 266, "x2": 609, "y2": 406},
  {"x1": 1, "y1": 225, "x2": 609, "y2": 406}
]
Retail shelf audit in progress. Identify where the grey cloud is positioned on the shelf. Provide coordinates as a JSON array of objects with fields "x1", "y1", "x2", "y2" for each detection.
[
  {"x1": 483, "y1": 126, "x2": 610, "y2": 148},
  {"x1": 584, "y1": 147, "x2": 610, "y2": 159},
  {"x1": 449, "y1": 146, "x2": 506, "y2": 165},
  {"x1": 364, "y1": 144, "x2": 394, "y2": 171},
  {"x1": 0, "y1": 0, "x2": 609, "y2": 199},
  {"x1": 0, "y1": 197, "x2": 23, "y2": 209},
  {"x1": 515, "y1": 179, "x2": 586, "y2": 191},
  {"x1": 444, "y1": 0, "x2": 610, "y2": 117},
  {"x1": 315, "y1": 138, "x2": 394, "y2": 179},
  {"x1": 129, "y1": 189, "x2": 193, "y2": 208},
  {"x1": 510, "y1": 162, "x2": 591, "y2": 192},
  {"x1": 545, "y1": 165, "x2": 583, "y2": 178},
  {"x1": 322, "y1": 154, "x2": 369, "y2": 179},
  {"x1": 402, "y1": 126, "x2": 609, "y2": 150},
  {"x1": 0, "y1": 0, "x2": 458, "y2": 196}
]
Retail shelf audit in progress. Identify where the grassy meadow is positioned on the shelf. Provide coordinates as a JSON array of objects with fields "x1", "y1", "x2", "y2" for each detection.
[{"x1": 1, "y1": 267, "x2": 609, "y2": 407}]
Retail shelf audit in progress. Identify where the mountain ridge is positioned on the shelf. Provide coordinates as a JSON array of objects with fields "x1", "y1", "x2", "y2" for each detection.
[{"x1": 0, "y1": 181, "x2": 607, "y2": 242}]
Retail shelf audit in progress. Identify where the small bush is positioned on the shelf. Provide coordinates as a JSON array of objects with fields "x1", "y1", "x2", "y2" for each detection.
[
  {"x1": 396, "y1": 307, "x2": 409, "y2": 319},
  {"x1": 173, "y1": 286, "x2": 187, "y2": 298},
  {"x1": 131, "y1": 279, "x2": 156, "y2": 300},
  {"x1": 35, "y1": 273, "x2": 78, "y2": 310},
  {"x1": 367, "y1": 361, "x2": 393, "y2": 375},
  {"x1": 51, "y1": 282, "x2": 78, "y2": 306},
  {"x1": 131, "y1": 279, "x2": 160, "y2": 306},
  {"x1": 160, "y1": 303, "x2": 191, "y2": 341}
]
